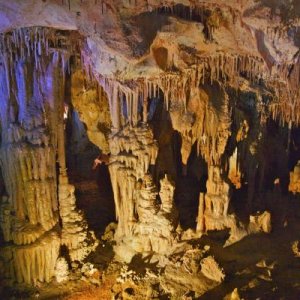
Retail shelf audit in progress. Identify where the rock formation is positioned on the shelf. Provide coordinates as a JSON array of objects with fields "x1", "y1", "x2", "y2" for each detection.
[
  {"x1": 0, "y1": 0, "x2": 299, "y2": 298},
  {"x1": 197, "y1": 165, "x2": 233, "y2": 232},
  {"x1": 114, "y1": 173, "x2": 179, "y2": 263},
  {"x1": 108, "y1": 125, "x2": 158, "y2": 239},
  {"x1": 0, "y1": 28, "x2": 97, "y2": 285},
  {"x1": 161, "y1": 249, "x2": 225, "y2": 297},
  {"x1": 289, "y1": 161, "x2": 300, "y2": 194}
]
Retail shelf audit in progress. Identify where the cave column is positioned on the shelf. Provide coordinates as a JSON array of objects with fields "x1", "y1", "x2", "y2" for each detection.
[
  {"x1": 196, "y1": 192, "x2": 205, "y2": 233},
  {"x1": 143, "y1": 82, "x2": 148, "y2": 123},
  {"x1": 107, "y1": 100, "x2": 158, "y2": 239},
  {"x1": 0, "y1": 29, "x2": 97, "y2": 285},
  {"x1": 0, "y1": 34, "x2": 64, "y2": 285},
  {"x1": 109, "y1": 83, "x2": 121, "y2": 132},
  {"x1": 198, "y1": 165, "x2": 231, "y2": 231},
  {"x1": 57, "y1": 60, "x2": 68, "y2": 180}
]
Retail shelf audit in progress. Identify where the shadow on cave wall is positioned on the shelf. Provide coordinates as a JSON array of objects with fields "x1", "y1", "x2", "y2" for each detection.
[
  {"x1": 121, "y1": 3, "x2": 221, "y2": 58},
  {"x1": 174, "y1": 142, "x2": 208, "y2": 230},
  {"x1": 65, "y1": 106, "x2": 115, "y2": 236},
  {"x1": 244, "y1": 0, "x2": 300, "y2": 23},
  {"x1": 64, "y1": 68, "x2": 115, "y2": 236},
  {"x1": 149, "y1": 92, "x2": 208, "y2": 230}
]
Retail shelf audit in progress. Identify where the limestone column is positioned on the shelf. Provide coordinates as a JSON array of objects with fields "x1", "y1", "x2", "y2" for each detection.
[
  {"x1": 196, "y1": 192, "x2": 205, "y2": 233},
  {"x1": 143, "y1": 83, "x2": 148, "y2": 123}
]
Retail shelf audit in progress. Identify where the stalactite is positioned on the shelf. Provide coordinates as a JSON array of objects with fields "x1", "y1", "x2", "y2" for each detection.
[
  {"x1": 0, "y1": 27, "x2": 96, "y2": 285},
  {"x1": 0, "y1": 230, "x2": 60, "y2": 285},
  {"x1": 143, "y1": 80, "x2": 148, "y2": 123},
  {"x1": 196, "y1": 193, "x2": 205, "y2": 233},
  {"x1": 268, "y1": 53, "x2": 300, "y2": 125}
]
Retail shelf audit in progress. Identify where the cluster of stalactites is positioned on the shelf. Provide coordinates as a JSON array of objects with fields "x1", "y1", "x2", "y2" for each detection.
[
  {"x1": 0, "y1": 230, "x2": 60, "y2": 285},
  {"x1": 158, "y1": 53, "x2": 265, "y2": 110},
  {"x1": 0, "y1": 27, "x2": 80, "y2": 78},
  {"x1": 91, "y1": 50, "x2": 263, "y2": 138},
  {"x1": 269, "y1": 55, "x2": 300, "y2": 126},
  {"x1": 0, "y1": 27, "x2": 82, "y2": 285},
  {"x1": 196, "y1": 92, "x2": 231, "y2": 165},
  {"x1": 169, "y1": 85, "x2": 232, "y2": 166},
  {"x1": 95, "y1": 78, "x2": 160, "y2": 131},
  {"x1": 0, "y1": 27, "x2": 70, "y2": 241},
  {"x1": 131, "y1": 0, "x2": 242, "y2": 29},
  {"x1": 0, "y1": 27, "x2": 83, "y2": 134}
]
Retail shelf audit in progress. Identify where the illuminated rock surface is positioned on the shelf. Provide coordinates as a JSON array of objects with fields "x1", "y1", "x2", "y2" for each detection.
[{"x1": 0, "y1": 0, "x2": 299, "y2": 299}]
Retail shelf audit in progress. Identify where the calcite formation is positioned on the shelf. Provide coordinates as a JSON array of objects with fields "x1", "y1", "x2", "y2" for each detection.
[
  {"x1": 71, "y1": 70, "x2": 112, "y2": 154},
  {"x1": 114, "y1": 173, "x2": 179, "y2": 263},
  {"x1": 289, "y1": 161, "x2": 300, "y2": 194},
  {"x1": 59, "y1": 175, "x2": 98, "y2": 262},
  {"x1": 108, "y1": 125, "x2": 158, "y2": 238},
  {"x1": 55, "y1": 257, "x2": 69, "y2": 283},
  {"x1": 228, "y1": 148, "x2": 242, "y2": 189},
  {"x1": 0, "y1": 28, "x2": 97, "y2": 285},
  {"x1": 198, "y1": 165, "x2": 232, "y2": 232},
  {"x1": 0, "y1": 0, "x2": 299, "y2": 298},
  {"x1": 0, "y1": 230, "x2": 60, "y2": 285},
  {"x1": 161, "y1": 249, "x2": 225, "y2": 297}
]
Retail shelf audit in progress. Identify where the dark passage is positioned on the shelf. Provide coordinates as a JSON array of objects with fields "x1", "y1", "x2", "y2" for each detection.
[{"x1": 65, "y1": 107, "x2": 115, "y2": 237}]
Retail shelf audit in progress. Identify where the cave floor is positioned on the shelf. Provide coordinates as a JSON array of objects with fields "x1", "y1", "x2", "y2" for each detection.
[{"x1": 1, "y1": 197, "x2": 299, "y2": 300}]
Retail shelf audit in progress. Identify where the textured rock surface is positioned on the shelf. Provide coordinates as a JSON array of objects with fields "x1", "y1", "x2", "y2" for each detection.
[
  {"x1": 0, "y1": 28, "x2": 97, "y2": 285},
  {"x1": 161, "y1": 249, "x2": 225, "y2": 297},
  {"x1": 114, "y1": 173, "x2": 179, "y2": 263},
  {"x1": 0, "y1": 0, "x2": 299, "y2": 298},
  {"x1": 0, "y1": 230, "x2": 60, "y2": 285},
  {"x1": 289, "y1": 161, "x2": 300, "y2": 194},
  {"x1": 59, "y1": 175, "x2": 98, "y2": 262},
  {"x1": 108, "y1": 125, "x2": 158, "y2": 238},
  {"x1": 55, "y1": 257, "x2": 69, "y2": 283}
]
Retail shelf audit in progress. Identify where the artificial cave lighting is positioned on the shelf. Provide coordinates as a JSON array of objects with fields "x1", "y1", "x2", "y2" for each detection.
[{"x1": 0, "y1": 1, "x2": 300, "y2": 299}]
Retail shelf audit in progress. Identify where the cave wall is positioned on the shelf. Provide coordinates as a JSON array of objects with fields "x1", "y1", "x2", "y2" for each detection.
[
  {"x1": 0, "y1": 28, "x2": 97, "y2": 285},
  {"x1": 0, "y1": 0, "x2": 299, "y2": 287}
]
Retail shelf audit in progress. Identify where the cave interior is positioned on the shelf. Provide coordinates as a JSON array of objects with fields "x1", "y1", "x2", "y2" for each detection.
[{"x1": 0, "y1": 0, "x2": 300, "y2": 299}]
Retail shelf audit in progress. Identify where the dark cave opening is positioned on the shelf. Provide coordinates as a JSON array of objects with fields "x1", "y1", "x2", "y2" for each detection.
[
  {"x1": 63, "y1": 68, "x2": 115, "y2": 237},
  {"x1": 149, "y1": 90, "x2": 181, "y2": 183},
  {"x1": 65, "y1": 106, "x2": 115, "y2": 236},
  {"x1": 0, "y1": 7, "x2": 299, "y2": 297},
  {"x1": 149, "y1": 91, "x2": 208, "y2": 230},
  {"x1": 175, "y1": 142, "x2": 208, "y2": 230}
]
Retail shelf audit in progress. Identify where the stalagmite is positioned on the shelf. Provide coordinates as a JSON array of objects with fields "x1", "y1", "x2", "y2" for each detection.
[
  {"x1": 114, "y1": 173, "x2": 179, "y2": 263},
  {"x1": 0, "y1": 1, "x2": 299, "y2": 298},
  {"x1": 201, "y1": 165, "x2": 232, "y2": 231},
  {"x1": 196, "y1": 193, "x2": 205, "y2": 233},
  {"x1": 0, "y1": 27, "x2": 97, "y2": 285},
  {"x1": 289, "y1": 161, "x2": 300, "y2": 194},
  {"x1": 228, "y1": 148, "x2": 242, "y2": 189},
  {"x1": 59, "y1": 180, "x2": 98, "y2": 261},
  {"x1": 108, "y1": 124, "x2": 158, "y2": 238}
]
